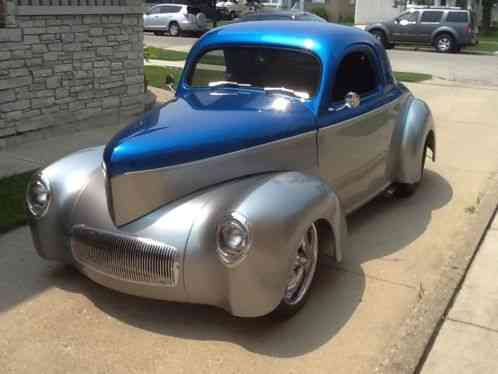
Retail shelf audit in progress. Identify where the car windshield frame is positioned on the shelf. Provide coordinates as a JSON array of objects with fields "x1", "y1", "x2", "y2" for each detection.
[{"x1": 184, "y1": 45, "x2": 323, "y2": 100}]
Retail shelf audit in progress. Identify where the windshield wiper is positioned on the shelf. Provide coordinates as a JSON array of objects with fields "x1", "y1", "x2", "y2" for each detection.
[
  {"x1": 208, "y1": 81, "x2": 253, "y2": 88},
  {"x1": 264, "y1": 87, "x2": 310, "y2": 100}
]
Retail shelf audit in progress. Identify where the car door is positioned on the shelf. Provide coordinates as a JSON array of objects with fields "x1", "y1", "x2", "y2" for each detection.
[
  {"x1": 317, "y1": 46, "x2": 399, "y2": 213},
  {"x1": 144, "y1": 5, "x2": 162, "y2": 29},
  {"x1": 390, "y1": 11, "x2": 420, "y2": 43},
  {"x1": 417, "y1": 10, "x2": 445, "y2": 43}
]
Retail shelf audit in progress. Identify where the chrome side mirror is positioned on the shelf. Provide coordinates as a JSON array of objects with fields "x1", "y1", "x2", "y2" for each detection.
[
  {"x1": 165, "y1": 74, "x2": 176, "y2": 93},
  {"x1": 345, "y1": 92, "x2": 360, "y2": 109}
]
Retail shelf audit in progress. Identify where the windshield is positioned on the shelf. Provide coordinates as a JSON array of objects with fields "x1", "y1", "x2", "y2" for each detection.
[{"x1": 188, "y1": 46, "x2": 321, "y2": 98}]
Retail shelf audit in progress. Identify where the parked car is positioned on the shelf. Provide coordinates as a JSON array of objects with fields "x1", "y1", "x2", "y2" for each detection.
[
  {"x1": 146, "y1": 0, "x2": 220, "y2": 21},
  {"x1": 27, "y1": 22, "x2": 436, "y2": 319},
  {"x1": 216, "y1": 0, "x2": 246, "y2": 20},
  {"x1": 143, "y1": 3, "x2": 210, "y2": 36},
  {"x1": 366, "y1": 7, "x2": 478, "y2": 53},
  {"x1": 236, "y1": 10, "x2": 327, "y2": 22}
]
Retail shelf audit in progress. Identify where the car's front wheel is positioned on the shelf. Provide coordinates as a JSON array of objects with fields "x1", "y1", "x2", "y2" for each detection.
[
  {"x1": 271, "y1": 223, "x2": 319, "y2": 319},
  {"x1": 370, "y1": 29, "x2": 394, "y2": 49},
  {"x1": 434, "y1": 33, "x2": 454, "y2": 53}
]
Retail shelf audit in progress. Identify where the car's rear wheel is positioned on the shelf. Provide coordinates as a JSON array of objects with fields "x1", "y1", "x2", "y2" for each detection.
[
  {"x1": 169, "y1": 22, "x2": 181, "y2": 37},
  {"x1": 394, "y1": 141, "x2": 429, "y2": 198},
  {"x1": 229, "y1": 11, "x2": 237, "y2": 19},
  {"x1": 434, "y1": 33, "x2": 454, "y2": 53},
  {"x1": 271, "y1": 223, "x2": 319, "y2": 319}
]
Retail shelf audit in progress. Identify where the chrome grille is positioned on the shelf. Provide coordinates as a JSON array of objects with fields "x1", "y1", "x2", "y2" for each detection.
[{"x1": 71, "y1": 225, "x2": 179, "y2": 287}]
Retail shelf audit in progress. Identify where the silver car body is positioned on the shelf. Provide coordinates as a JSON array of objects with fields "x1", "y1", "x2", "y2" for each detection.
[
  {"x1": 28, "y1": 23, "x2": 436, "y2": 317},
  {"x1": 143, "y1": 4, "x2": 208, "y2": 33}
]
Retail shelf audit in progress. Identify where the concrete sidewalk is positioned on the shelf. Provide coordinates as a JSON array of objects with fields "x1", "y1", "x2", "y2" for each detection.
[{"x1": 421, "y1": 211, "x2": 498, "y2": 373}]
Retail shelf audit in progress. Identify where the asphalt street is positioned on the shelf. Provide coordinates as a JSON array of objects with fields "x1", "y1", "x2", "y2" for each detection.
[{"x1": 144, "y1": 33, "x2": 498, "y2": 86}]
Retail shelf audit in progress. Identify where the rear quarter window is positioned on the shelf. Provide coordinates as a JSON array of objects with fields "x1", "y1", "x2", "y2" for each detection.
[
  {"x1": 421, "y1": 11, "x2": 444, "y2": 23},
  {"x1": 446, "y1": 12, "x2": 469, "y2": 23}
]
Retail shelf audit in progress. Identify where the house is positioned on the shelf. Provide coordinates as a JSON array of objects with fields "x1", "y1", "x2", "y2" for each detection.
[
  {"x1": 0, "y1": 0, "x2": 144, "y2": 148},
  {"x1": 355, "y1": 0, "x2": 483, "y2": 25}
]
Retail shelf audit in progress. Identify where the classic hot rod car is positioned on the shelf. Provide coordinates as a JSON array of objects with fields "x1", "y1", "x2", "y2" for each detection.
[{"x1": 27, "y1": 22, "x2": 436, "y2": 318}]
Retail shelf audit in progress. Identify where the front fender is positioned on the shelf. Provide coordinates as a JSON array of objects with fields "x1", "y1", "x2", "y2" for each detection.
[
  {"x1": 392, "y1": 94, "x2": 436, "y2": 184},
  {"x1": 366, "y1": 23, "x2": 392, "y2": 42},
  {"x1": 184, "y1": 172, "x2": 348, "y2": 317},
  {"x1": 28, "y1": 146, "x2": 104, "y2": 262}
]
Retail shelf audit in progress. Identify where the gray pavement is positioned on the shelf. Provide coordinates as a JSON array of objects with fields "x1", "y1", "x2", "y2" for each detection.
[
  {"x1": 144, "y1": 33, "x2": 498, "y2": 86},
  {"x1": 421, "y1": 213, "x2": 498, "y2": 374},
  {"x1": 1, "y1": 81, "x2": 498, "y2": 374}
]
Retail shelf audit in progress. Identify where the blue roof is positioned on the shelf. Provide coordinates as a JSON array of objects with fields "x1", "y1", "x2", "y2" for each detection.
[{"x1": 189, "y1": 21, "x2": 375, "y2": 63}]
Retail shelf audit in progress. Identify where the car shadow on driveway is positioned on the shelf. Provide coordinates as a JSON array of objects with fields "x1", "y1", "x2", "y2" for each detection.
[{"x1": 0, "y1": 170, "x2": 452, "y2": 358}]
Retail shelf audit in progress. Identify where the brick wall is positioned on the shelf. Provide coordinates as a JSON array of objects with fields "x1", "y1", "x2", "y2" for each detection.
[{"x1": 0, "y1": 3, "x2": 144, "y2": 148}]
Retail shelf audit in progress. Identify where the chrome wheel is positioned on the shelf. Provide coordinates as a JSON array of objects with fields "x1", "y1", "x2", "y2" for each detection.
[
  {"x1": 284, "y1": 224, "x2": 318, "y2": 306},
  {"x1": 435, "y1": 35, "x2": 453, "y2": 53},
  {"x1": 169, "y1": 23, "x2": 179, "y2": 37}
]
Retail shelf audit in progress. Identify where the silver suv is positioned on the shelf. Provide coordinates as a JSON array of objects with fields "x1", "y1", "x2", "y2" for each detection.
[
  {"x1": 366, "y1": 7, "x2": 478, "y2": 53},
  {"x1": 144, "y1": 4, "x2": 209, "y2": 37}
]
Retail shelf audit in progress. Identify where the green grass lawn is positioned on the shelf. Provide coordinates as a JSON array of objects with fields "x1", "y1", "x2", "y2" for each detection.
[
  {"x1": 144, "y1": 47, "x2": 189, "y2": 61},
  {"x1": 394, "y1": 71, "x2": 432, "y2": 83},
  {"x1": 467, "y1": 29, "x2": 498, "y2": 53},
  {"x1": 0, "y1": 171, "x2": 34, "y2": 234}
]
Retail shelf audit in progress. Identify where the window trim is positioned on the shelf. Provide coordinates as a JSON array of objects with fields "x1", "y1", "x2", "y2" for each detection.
[{"x1": 329, "y1": 45, "x2": 383, "y2": 106}]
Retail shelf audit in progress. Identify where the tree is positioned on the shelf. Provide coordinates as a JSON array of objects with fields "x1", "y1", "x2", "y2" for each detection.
[{"x1": 481, "y1": 0, "x2": 498, "y2": 33}]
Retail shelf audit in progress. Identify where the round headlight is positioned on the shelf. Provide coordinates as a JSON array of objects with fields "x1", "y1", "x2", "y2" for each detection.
[
  {"x1": 26, "y1": 173, "x2": 51, "y2": 218},
  {"x1": 217, "y1": 213, "x2": 251, "y2": 267}
]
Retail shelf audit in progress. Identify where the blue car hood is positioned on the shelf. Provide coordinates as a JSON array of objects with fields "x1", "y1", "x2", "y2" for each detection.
[{"x1": 103, "y1": 90, "x2": 316, "y2": 177}]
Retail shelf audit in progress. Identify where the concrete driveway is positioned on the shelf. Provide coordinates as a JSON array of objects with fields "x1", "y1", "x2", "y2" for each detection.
[
  {"x1": 1, "y1": 81, "x2": 498, "y2": 374},
  {"x1": 144, "y1": 33, "x2": 498, "y2": 86}
]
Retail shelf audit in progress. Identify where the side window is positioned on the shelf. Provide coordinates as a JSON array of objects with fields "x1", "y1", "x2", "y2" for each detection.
[
  {"x1": 446, "y1": 12, "x2": 469, "y2": 23},
  {"x1": 420, "y1": 11, "x2": 444, "y2": 23},
  {"x1": 332, "y1": 51, "x2": 379, "y2": 102},
  {"x1": 398, "y1": 11, "x2": 419, "y2": 23},
  {"x1": 190, "y1": 50, "x2": 227, "y2": 86},
  {"x1": 149, "y1": 6, "x2": 161, "y2": 14}
]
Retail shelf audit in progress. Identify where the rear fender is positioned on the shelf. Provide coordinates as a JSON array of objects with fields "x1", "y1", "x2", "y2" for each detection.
[{"x1": 391, "y1": 94, "x2": 436, "y2": 184}]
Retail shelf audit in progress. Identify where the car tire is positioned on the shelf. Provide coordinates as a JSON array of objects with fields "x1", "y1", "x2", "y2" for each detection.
[
  {"x1": 270, "y1": 223, "x2": 319, "y2": 320},
  {"x1": 168, "y1": 22, "x2": 181, "y2": 37},
  {"x1": 370, "y1": 29, "x2": 390, "y2": 49},
  {"x1": 394, "y1": 141, "x2": 428, "y2": 198},
  {"x1": 434, "y1": 33, "x2": 454, "y2": 53},
  {"x1": 229, "y1": 11, "x2": 237, "y2": 19}
]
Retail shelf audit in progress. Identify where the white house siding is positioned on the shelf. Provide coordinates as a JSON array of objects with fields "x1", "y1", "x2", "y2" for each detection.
[{"x1": 355, "y1": 0, "x2": 401, "y2": 25}]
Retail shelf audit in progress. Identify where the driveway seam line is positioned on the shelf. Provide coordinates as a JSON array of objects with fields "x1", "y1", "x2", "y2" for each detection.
[
  {"x1": 446, "y1": 317, "x2": 498, "y2": 334},
  {"x1": 334, "y1": 266, "x2": 417, "y2": 290}
]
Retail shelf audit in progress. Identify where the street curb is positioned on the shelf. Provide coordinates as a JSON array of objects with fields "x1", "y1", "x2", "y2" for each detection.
[{"x1": 374, "y1": 173, "x2": 498, "y2": 374}]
